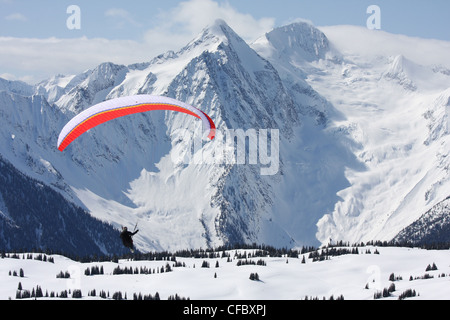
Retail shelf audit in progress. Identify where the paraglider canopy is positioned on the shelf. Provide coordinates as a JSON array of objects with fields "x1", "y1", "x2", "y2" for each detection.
[{"x1": 57, "y1": 95, "x2": 216, "y2": 152}]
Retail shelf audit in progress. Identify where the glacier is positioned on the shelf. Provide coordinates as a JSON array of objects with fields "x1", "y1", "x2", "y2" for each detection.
[{"x1": 0, "y1": 20, "x2": 449, "y2": 253}]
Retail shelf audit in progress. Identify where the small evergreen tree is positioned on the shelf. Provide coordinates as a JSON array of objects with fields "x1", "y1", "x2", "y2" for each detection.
[
  {"x1": 72, "y1": 289, "x2": 82, "y2": 299},
  {"x1": 249, "y1": 272, "x2": 260, "y2": 281},
  {"x1": 398, "y1": 289, "x2": 417, "y2": 300},
  {"x1": 388, "y1": 283, "x2": 396, "y2": 294},
  {"x1": 426, "y1": 262, "x2": 438, "y2": 271},
  {"x1": 201, "y1": 260, "x2": 210, "y2": 268},
  {"x1": 112, "y1": 291, "x2": 123, "y2": 300}
]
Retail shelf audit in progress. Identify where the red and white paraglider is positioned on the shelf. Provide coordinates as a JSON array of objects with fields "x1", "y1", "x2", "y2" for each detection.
[{"x1": 57, "y1": 95, "x2": 216, "y2": 152}]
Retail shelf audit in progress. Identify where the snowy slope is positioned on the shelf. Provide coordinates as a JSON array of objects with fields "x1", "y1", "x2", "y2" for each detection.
[
  {"x1": 312, "y1": 27, "x2": 450, "y2": 244},
  {"x1": 394, "y1": 196, "x2": 450, "y2": 244},
  {"x1": 1, "y1": 246, "x2": 449, "y2": 300}
]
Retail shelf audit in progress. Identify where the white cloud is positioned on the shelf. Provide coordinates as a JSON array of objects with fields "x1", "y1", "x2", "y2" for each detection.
[
  {"x1": 0, "y1": 0, "x2": 275, "y2": 84},
  {"x1": 319, "y1": 25, "x2": 450, "y2": 68},
  {"x1": 5, "y1": 13, "x2": 27, "y2": 22},
  {"x1": 0, "y1": 37, "x2": 153, "y2": 84},
  {"x1": 105, "y1": 8, "x2": 141, "y2": 28},
  {"x1": 0, "y1": 72, "x2": 18, "y2": 81}
]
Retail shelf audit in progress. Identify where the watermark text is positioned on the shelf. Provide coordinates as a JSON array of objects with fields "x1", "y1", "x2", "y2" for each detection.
[
  {"x1": 367, "y1": 5, "x2": 381, "y2": 30},
  {"x1": 66, "y1": 5, "x2": 81, "y2": 30},
  {"x1": 171, "y1": 127, "x2": 280, "y2": 176}
]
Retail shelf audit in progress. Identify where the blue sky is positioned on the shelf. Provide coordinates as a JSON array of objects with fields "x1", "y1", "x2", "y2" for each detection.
[
  {"x1": 1, "y1": 0, "x2": 449, "y2": 83},
  {"x1": 2, "y1": 0, "x2": 449, "y2": 40}
]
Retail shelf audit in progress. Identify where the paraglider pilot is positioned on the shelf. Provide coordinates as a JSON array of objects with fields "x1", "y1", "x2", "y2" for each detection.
[{"x1": 120, "y1": 226, "x2": 139, "y2": 252}]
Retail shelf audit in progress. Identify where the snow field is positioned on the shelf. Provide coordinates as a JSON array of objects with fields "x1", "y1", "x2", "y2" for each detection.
[{"x1": 1, "y1": 246, "x2": 449, "y2": 300}]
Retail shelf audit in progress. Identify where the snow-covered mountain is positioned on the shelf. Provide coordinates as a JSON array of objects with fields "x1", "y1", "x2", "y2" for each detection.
[
  {"x1": 253, "y1": 23, "x2": 450, "y2": 246},
  {"x1": 0, "y1": 156, "x2": 127, "y2": 256},
  {"x1": 0, "y1": 20, "x2": 449, "y2": 253},
  {"x1": 394, "y1": 196, "x2": 450, "y2": 244}
]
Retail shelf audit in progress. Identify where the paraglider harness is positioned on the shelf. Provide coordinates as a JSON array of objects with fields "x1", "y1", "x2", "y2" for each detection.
[{"x1": 120, "y1": 223, "x2": 139, "y2": 252}]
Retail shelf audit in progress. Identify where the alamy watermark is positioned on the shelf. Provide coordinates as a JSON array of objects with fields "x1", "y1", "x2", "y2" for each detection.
[
  {"x1": 171, "y1": 127, "x2": 280, "y2": 176},
  {"x1": 64, "y1": 5, "x2": 383, "y2": 35},
  {"x1": 367, "y1": 5, "x2": 381, "y2": 30},
  {"x1": 66, "y1": 5, "x2": 81, "y2": 30}
]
